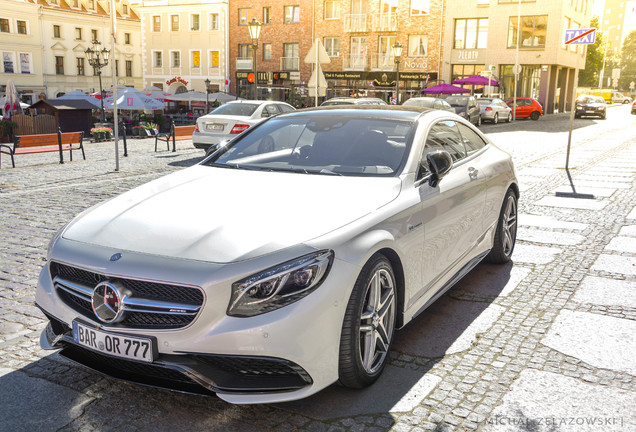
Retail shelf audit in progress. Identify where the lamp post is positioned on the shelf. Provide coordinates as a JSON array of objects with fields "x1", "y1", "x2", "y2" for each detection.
[
  {"x1": 392, "y1": 41, "x2": 403, "y2": 104},
  {"x1": 598, "y1": 25, "x2": 616, "y2": 90},
  {"x1": 85, "y1": 40, "x2": 110, "y2": 122},
  {"x1": 247, "y1": 18, "x2": 262, "y2": 100},
  {"x1": 204, "y1": 78, "x2": 210, "y2": 113}
]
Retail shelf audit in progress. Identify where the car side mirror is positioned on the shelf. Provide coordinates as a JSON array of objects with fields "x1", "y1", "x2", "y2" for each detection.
[{"x1": 426, "y1": 150, "x2": 453, "y2": 188}]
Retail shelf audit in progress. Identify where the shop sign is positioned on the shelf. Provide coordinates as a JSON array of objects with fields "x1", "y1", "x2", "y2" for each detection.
[
  {"x1": 457, "y1": 51, "x2": 479, "y2": 61},
  {"x1": 403, "y1": 59, "x2": 427, "y2": 70},
  {"x1": 166, "y1": 76, "x2": 189, "y2": 86},
  {"x1": 372, "y1": 73, "x2": 395, "y2": 87},
  {"x1": 324, "y1": 71, "x2": 436, "y2": 81}
]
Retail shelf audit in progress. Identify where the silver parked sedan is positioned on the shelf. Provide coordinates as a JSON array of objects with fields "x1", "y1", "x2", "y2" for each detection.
[
  {"x1": 36, "y1": 106, "x2": 518, "y2": 404},
  {"x1": 402, "y1": 96, "x2": 455, "y2": 113},
  {"x1": 477, "y1": 97, "x2": 513, "y2": 124},
  {"x1": 192, "y1": 100, "x2": 295, "y2": 151}
]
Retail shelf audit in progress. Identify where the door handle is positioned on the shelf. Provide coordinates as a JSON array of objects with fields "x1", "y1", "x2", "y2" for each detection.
[{"x1": 468, "y1": 167, "x2": 479, "y2": 180}]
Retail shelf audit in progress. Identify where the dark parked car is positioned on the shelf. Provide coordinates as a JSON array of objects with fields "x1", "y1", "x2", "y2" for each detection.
[
  {"x1": 575, "y1": 95, "x2": 606, "y2": 119},
  {"x1": 445, "y1": 95, "x2": 481, "y2": 126},
  {"x1": 402, "y1": 97, "x2": 455, "y2": 113}
]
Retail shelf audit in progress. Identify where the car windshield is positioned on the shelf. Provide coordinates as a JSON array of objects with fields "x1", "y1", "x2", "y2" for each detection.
[
  {"x1": 477, "y1": 99, "x2": 492, "y2": 105},
  {"x1": 445, "y1": 96, "x2": 467, "y2": 107},
  {"x1": 209, "y1": 103, "x2": 259, "y2": 116},
  {"x1": 204, "y1": 113, "x2": 414, "y2": 177}
]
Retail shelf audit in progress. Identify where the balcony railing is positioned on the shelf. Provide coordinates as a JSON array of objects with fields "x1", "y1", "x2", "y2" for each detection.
[
  {"x1": 280, "y1": 56, "x2": 299, "y2": 71},
  {"x1": 344, "y1": 13, "x2": 368, "y2": 32},
  {"x1": 371, "y1": 54, "x2": 396, "y2": 71},
  {"x1": 372, "y1": 12, "x2": 398, "y2": 32},
  {"x1": 343, "y1": 54, "x2": 368, "y2": 71}
]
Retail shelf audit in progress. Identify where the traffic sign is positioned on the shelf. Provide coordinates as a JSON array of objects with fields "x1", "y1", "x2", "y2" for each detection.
[{"x1": 564, "y1": 28, "x2": 596, "y2": 45}]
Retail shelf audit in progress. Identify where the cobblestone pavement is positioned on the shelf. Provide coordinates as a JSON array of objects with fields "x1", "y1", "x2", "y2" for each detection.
[{"x1": 1, "y1": 106, "x2": 635, "y2": 432}]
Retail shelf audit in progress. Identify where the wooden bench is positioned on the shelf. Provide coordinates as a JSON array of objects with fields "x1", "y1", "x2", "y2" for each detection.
[
  {"x1": 155, "y1": 121, "x2": 195, "y2": 152},
  {"x1": 0, "y1": 129, "x2": 85, "y2": 168}
]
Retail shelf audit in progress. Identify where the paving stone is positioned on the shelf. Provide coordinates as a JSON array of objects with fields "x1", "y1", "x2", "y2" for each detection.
[
  {"x1": 573, "y1": 276, "x2": 636, "y2": 308},
  {"x1": 605, "y1": 237, "x2": 636, "y2": 254},
  {"x1": 619, "y1": 225, "x2": 636, "y2": 237},
  {"x1": 518, "y1": 214, "x2": 587, "y2": 230},
  {"x1": 566, "y1": 179, "x2": 632, "y2": 189},
  {"x1": 517, "y1": 228, "x2": 585, "y2": 245},
  {"x1": 627, "y1": 207, "x2": 636, "y2": 220},
  {"x1": 395, "y1": 297, "x2": 505, "y2": 357},
  {"x1": 482, "y1": 370, "x2": 635, "y2": 431},
  {"x1": 534, "y1": 196, "x2": 609, "y2": 210},
  {"x1": 543, "y1": 310, "x2": 636, "y2": 375},
  {"x1": 591, "y1": 254, "x2": 636, "y2": 276},
  {"x1": 512, "y1": 245, "x2": 564, "y2": 265}
]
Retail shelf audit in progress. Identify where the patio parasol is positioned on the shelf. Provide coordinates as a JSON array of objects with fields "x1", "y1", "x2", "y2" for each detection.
[
  {"x1": 53, "y1": 90, "x2": 101, "y2": 108},
  {"x1": 103, "y1": 92, "x2": 164, "y2": 110},
  {"x1": 421, "y1": 83, "x2": 471, "y2": 95},
  {"x1": 453, "y1": 75, "x2": 500, "y2": 86},
  {"x1": 209, "y1": 92, "x2": 243, "y2": 103},
  {"x1": 164, "y1": 91, "x2": 209, "y2": 102},
  {"x1": 2, "y1": 79, "x2": 23, "y2": 119}
]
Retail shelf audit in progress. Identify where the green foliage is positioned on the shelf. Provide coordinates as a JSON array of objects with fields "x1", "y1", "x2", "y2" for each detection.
[
  {"x1": 579, "y1": 16, "x2": 604, "y2": 87},
  {"x1": 619, "y1": 30, "x2": 636, "y2": 90}
]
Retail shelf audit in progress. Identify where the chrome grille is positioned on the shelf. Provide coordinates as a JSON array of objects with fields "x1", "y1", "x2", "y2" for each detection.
[{"x1": 50, "y1": 261, "x2": 204, "y2": 330}]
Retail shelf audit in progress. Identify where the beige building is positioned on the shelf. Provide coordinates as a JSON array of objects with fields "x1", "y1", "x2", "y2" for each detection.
[
  {"x1": 599, "y1": 0, "x2": 636, "y2": 56},
  {"x1": 0, "y1": 0, "x2": 143, "y2": 103},
  {"x1": 442, "y1": 0, "x2": 591, "y2": 114},
  {"x1": 138, "y1": 0, "x2": 228, "y2": 95}
]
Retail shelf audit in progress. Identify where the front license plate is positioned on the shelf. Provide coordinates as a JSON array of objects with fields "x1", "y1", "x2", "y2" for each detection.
[
  {"x1": 72, "y1": 321, "x2": 155, "y2": 363},
  {"x1": 206, "y1": 123, "x2": 223, "y2": 131}
]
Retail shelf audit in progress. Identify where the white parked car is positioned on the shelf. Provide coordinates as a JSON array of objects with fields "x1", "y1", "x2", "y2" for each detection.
[
  {"x1": 36, "y1": 106, "x2": 518, "y2": 404},
  {"x1": 192, "y1": 100, "x2": 295, "y2": 152}
]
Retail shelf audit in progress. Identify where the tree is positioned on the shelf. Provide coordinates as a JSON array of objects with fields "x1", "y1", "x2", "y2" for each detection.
[
  {"x1": 618, "y1": 30, "x2": 636, "y2": 91},
  {"x1": 579, "y1": 16, "x2": 605, "y2": 87}
]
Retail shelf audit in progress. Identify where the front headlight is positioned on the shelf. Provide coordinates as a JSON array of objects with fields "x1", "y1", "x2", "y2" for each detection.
[
  {"x1": 46, "y1": 222, "x2": 70, "y2": 260},
  {"x1": 227, "y1": 250, "x2": 334, "y2": 317}
]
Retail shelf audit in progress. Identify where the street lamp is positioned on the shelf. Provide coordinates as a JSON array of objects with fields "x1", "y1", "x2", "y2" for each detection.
[
  {"x1": 85, "y1": 40, "x2": 110, "y2": 122},
  {"x1": 598, "y1": 25, "x2": 617, "y2": 90},
  {"x1": 204, "y1": 78, "x2": 210, "y2": 113},
  {"x1": 392, "y1": 41, "x2": 403, "y2": 104},
  {"x1": 247, "y1": 18, "x2": 262, "y2": 100}
]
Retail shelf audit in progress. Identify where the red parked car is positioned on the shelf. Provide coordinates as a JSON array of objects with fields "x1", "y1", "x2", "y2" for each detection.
[{"x1": 505, "y1": 97, "x2": 543, "y2": 120}]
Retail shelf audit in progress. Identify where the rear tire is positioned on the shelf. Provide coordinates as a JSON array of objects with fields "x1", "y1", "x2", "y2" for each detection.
[
  {"x1": 506, "y1": 112, "x2": 512, "y2": 123},
  {"x1": 339, "y1": 254, "x2": 396, "y2": 388},
  {"x1": 486, "y1": 189, "x2": 518, "y2": 264},
  {"x1": 493, "y1": 113, "x2": 499, "y2": 124}
]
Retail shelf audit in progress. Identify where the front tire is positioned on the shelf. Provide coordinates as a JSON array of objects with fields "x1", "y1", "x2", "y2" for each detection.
[
  {"x1": 506, "y1": 112, "x2": 512, "y2": 123},
  {"x1": 339, "y1": 254, "x2": 397, "y2": 388},
  {"x1": 493, "y1": 113, "x2": 499, "y2": 124},
  {"x1": 530, "y1": 111, "x2": 540, "y2": 121},
  {"x1": 486, "y1": 189, "x2": 518, "y2": 264}
]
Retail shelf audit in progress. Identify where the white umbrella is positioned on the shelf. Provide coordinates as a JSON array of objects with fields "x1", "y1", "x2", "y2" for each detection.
[
  {"x1": 103, "y1": 92, "x2": 164, "y2": 110},
  {"x1": 209, "y1": 92, "x2": 243, "y2": 103},
  {"x1": 2, "y1": 79, "x2": 23, "y2": 119},
  {"x1": 53, "y1": 90, "x2": 101, "y2": 108},
  {"x1": 142, "y1": 87, "x2": 168, "y2": 102},
  {"x1": 164, "y1": 91, "x2": 209, "y2": 102}
]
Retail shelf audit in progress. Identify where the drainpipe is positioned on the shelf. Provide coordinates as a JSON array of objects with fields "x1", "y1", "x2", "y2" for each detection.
[
  {"x1": 38, "y1": 6, "x2": 49, "y2": 97},
  {"x1": 437, "y1": 0, "x2": 444, "y2": 83}
]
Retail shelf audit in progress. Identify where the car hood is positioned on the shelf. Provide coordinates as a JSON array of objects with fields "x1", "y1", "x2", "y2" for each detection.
[{"x1": 62, "y1": 166, "x2": 402, "y2": 263}]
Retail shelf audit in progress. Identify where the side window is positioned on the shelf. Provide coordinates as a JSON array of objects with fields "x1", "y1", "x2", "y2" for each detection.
[
  {"x1": 262, "y1": 104, "x2": 280, "y2": 117},
  {"x1": 457, "y1": 123, "x2": 487, "y2": 156},
  {"x1": 277, "y1": 103, "x2": 294, "y2": 113},
  {"x1": 419, "y1": 120, "x2": 465, "y2": 179}
]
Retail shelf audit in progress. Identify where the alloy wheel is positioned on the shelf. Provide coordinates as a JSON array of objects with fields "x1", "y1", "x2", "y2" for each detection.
[{"x1": 502, "y1": 194, "x2": 517, "y2": 257}]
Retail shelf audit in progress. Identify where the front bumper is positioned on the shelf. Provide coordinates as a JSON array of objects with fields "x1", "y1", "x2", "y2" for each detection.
[{"x1": 35, "y1": 241, "x2": 359, "y2": 404}]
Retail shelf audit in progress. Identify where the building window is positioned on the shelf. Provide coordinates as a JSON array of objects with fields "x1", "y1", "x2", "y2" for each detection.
[
  {"x1": 55, "y1": 56, "x2": 64, "y2": 75},
  {"x1": 91, "y1": 29, "x2": 98, "y2": 41},
  {"x1": 209, "y1": 50, "x2": 219, "y2": 68},
  {"x1": 508, "y1": 15, "x2": 547, "y2": 48},
  {"x1": 0, "y1": 19, "x2": 9, "y2": 33},
  {"x1": 171, "y1": 51, "x2": 180, "y2": 67},
  {"x1": 284, "y1": 5, "x2": 300, "y2": 23},
  {"x1": 282, "y1": 42, "x2": 299, "y2": 70},
  {"x1": 454, "y1": 18, "x2": 488, "y2": 49},
  {"x1": 408, "y1": 34, "x2": 428, "y2": 56},
  {"x1": 125, "y1": 60, "x2": 132, "y2": 77},
  {"x1": 153, "y1": 51, "x2": 162, "y2": 67},
  {"x1": 124, "y1": 33, "x2": 131, "y2": 44},
  {"x1": 452, "y1": 64, "x2": 485, "y2": 85},
  {"x1": 53, "y1": 25, "x2": 61, "y2": 38},
  {"x1": 239, "y1": 43, "x2": 252, "y2": 58},
  {"x1": 19, "y1": 52, "x2": 32, "y2": 74},
  {"x1": 410, "y1": 0, "x2": 430, "y2": 15},
  {"x1": 71, "y1": 0, "x2": 78, "y2": 7},
  {"x1": 171, "y1": 14, "x2": 179, "y2": 31},
  {"x1": 87, "y1": 0, "x2": 95, "y2": 9},
  {"x1": 238, "y1": 8, "x2": 249, "y2": 25},
  {"x1": 263, "y1": 7, "x2": 271, "y2": 24},
  {"x1": 378, "y1": 35, "x2": 396, "y2": 68},
  {"x1": 115, "y1": 59, "x2": 119, "y2": 77},
  {"x1": 2, "y1": 52, "x2": 16, "y2": 73},
  {"x1": 122, "y1": 3, "x2": 128, "y2": 15},
  {"x1": 191, "y1": 50, "x2": 200, "y2": 68},
  {"x1": 77, "y1": 57, "x2": 85, "y2": 75},
  {"x1": 209, "y1": 13, "x2": 219, "y2": 30},
  {"x1": 152, "y1": 15, "x2": 161, "y2": 32},
  {"x1": 75, "y1": 28, "x2": 82, "y2": 40},
  {"x1": 324, "y1": 37, "x2": 340, "y2": 56},
  {"x1": 325, "y1": 1, "x2": 340, "y2": 19},
  {"x1": 263, "y1": 43, "x2": 272, "y2": 61},
  {"x1": 16, "y1": 20, "x2": 27, "y2": 34},
  {"x1": 191, "y1": 14, "x2": 200, "y2": 31}
]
